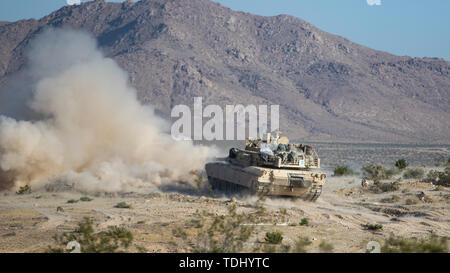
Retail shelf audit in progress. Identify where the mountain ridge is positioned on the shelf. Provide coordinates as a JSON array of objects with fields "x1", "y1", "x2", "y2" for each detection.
[{"x1": 0, "y1": 0, "x2": 449, "y2": 143}]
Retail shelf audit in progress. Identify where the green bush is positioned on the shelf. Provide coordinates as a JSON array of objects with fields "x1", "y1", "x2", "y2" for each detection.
[
  {"x1": 364, "y1": 223, "x2": 383, "y2": 231},
  {"x1": 115, "y1": 202, "x2": 132, "y2": 209},
  {"x1": 264, "y1": 232, "x2": 283, "y2": 244},
  {"x1": 80, "y1": 196, "x2": 93, "y2": 202},
  {"x1": 382, "y1": 235, "x2": 448, "y2": 253},
  {"x1": 437, "y1": 167, "x2": 450, "y2": 186},
  {"x1": 299, "y1": 218, "x2": 309, "y2": 226},
  {"x1": 395, "y1": 159, "x2": 409, "y2": 170},
  {"x1": 333, "y1": 165, "x2": 355, "y2": 176},
  {"x1": 67, "y1": 199, "x2": 79, "y2": 204},
  {"x1": 426, "y1": 170, "x2": 441, "y2": 182},
  {"x1": 426, "y1": 168, "x2": 450, "y2": 186},
  {"x1": 403, "y1": 168, "x2": 425, "y2": 179}
]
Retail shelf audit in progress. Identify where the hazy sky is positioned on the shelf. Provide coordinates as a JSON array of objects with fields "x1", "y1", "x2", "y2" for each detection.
[{"x1": 1, "y1": 0, "x2": 449, "y2": 60}]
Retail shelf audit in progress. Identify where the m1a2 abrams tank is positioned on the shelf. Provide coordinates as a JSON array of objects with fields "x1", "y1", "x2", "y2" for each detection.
[{"x1": 205, "y1": 132, "x2": 326, "y2": 201}]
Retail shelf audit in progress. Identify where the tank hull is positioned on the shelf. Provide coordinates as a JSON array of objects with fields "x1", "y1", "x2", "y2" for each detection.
[{"x1": 205, "y1": 161, "x2": 325, "y2": 201}]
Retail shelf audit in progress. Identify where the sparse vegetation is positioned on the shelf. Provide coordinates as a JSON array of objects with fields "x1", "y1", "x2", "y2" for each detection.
[
  {"x1": 333, "y1": 165, "x2": 356, "y2": 176},
  {"x1": 16, "y1": 185, "x2": 31, "y2": 195},
  {"x1": 187, "y1": 219, "x2": 203, "y2": 228},
  {"x1": 292, "y1": 237, "x2": 312, "y2": 253},
  {"x1": 264, "y1": 232, "x2": 283, "y2": 244},
  {"x1": 193, "y1": 204, "x2": 256, "y2": 253},
  {"x1": 79, "y1": 196, "x2": 93, "y2": 202},
  {"x1": 299, "y1": 218, "x2": 309, "y2": 226},
  {"x1": 386, "y1": 167, "x2": 402, "y2": 177},
  {"x1": 437, "y1": 167, "x2": 450, "y2": 186},
  {"x1": 114, "y1": 202, "x2": 132, "y2": 209},
  {"x1": 48, "y1": 217, "x2": 133, "y2": 253},
  {"x1": 172, "y1": 226, "x2": 188, "y2": 239},
  {"x1": 380, "y1": 195, "x2": 401, "y2": 203},
  {"x1": 403, "y1": 168, "x2": 425, "y2": 179},
  {"x1": 370, "y1": 181, "x2": 400, "y2": 193},
  {"x1": 362, "y1": 165, "x2": 392, "y2": 180},
  {"x1": 67, "y1": 199, "x2": 79, "y2": 204},
  {"x1": 381, "y1": 235, "x2": 448, "y2": 253},
  {"x1": 426, "y1": 167, "x2": 450, "y2": 187},
  {"x1": 394, "y1": 158, "x2": 409, "y2": 170},
  {"x1": 426, "y1": 170, "x2": 441, "y2": 182}
]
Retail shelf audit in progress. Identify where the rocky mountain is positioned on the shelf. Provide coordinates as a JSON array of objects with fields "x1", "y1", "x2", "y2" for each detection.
[{"x1": 0, "y1": 0, "x2": 449, "y2": 143}]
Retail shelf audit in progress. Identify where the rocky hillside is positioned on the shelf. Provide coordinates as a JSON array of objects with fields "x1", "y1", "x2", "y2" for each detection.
[{"x1": 0, "y1": 0, "x2": 449, "y2": 143}]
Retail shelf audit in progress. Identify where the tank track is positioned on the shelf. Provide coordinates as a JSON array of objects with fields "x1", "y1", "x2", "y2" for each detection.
[
  {"x1": 208, "y1": 177, "x2": 322, "y2": 201},
  {"x1": 208, "y1": 177, "x2": 253, "y2": 195},
  {"x1": 304, "y1": 184, "x2": 322, "y2": 202}
]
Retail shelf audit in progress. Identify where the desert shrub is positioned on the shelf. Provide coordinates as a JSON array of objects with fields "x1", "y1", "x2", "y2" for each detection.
[
  {"x1": 115, "y1": 202, "x2": 132, "y2": 209},
  {"x1": 437, "y1": 167, "x2": 450, "y2": 187},
  {"x1": 394, "y1": 159, "x2": 409, "y2": 170},
  {"x1": 264, "y1": 232, "x2": 283, "y2": 244},
  {"x1": 403, "y1": 168, "x2": 425, "y2": 179},
  {"x1": 362, "y1": 165, "x2": 391, "y2": 180},
  {"x1": 380, "y1": 181, "x2": 400, "y2": 192},
  {"x1": 48, "y1": 217, "x2": 133, "y2": 253},
  {"x1": 386, "y1": 167, "x2": 402, "y2": 177},
  {"x1": 16, "y1": 185, "x2": 31, "y2": 195},
  {"x1": 381, "y1": 195, "x2": 401, "y2": 203},
  {"x1": 79, "y1": 196, "x2": 93, "y2": 202},
  {"x1": 426, "y1": 170, "x2": 441, "y2": 182},
  {"x1": 382, "y1": 235, "x2": 448, "y2": 253},
  {"x1": 333, "y1": 165, "x2": 355, "y2": 176},
  {"x1": 187, "y1": 219, "x2": 203, "y2": 228},
  {"x1": 299, "y1": 218, "x2": 309, "y2": 226},
  {"x1": 67, "y1": 199, "x2": 79, "y2": 204},
  {"x1": 172, "y1": 227, "x2": 188, "y2": 239},
  {"x1": 292, "y1": 237, "x2": 312, "y2": 253},
  {"x1": 363, "y1": 223, "x2": 383, "y2": 231},
  {"x1": 425, "y1": 168, "x2": 450, "y2": 186},
  {"x1": 194, "y1": 204, "x2": 255, "y2": 253},
  {"x1": 370, "y1": 181, "x2": 400, "y2": 193},
  {"x1": 319, "y1": 241, "x2": 334, "y2": 253}
]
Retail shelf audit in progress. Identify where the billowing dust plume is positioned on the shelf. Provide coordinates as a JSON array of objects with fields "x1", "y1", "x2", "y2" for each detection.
[{"x1": 0, "y1": 28, "x2": 216, "y2": 192}]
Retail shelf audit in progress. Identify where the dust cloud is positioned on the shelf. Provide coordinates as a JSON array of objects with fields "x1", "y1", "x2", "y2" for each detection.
[{"x1": 0, "y1": 28, "x2": 216, "y2": 192}]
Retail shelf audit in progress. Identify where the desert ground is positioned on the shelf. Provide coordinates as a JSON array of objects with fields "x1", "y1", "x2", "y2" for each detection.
[{"x1": 0, "y1": 172, "x2": 449, "y2": 253}]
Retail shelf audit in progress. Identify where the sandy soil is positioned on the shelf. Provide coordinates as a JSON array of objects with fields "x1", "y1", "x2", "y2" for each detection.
[{"x1": 0, "y1": 175, "x2": 449, "y2": 253}]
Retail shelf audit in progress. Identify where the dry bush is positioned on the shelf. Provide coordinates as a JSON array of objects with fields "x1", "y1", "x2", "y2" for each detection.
[
  {"x1": 48, "y1": 217, "x2": 133, "y2": 253},
  {"x1": 382, "y1": 235, "x2": 448, "y2": 253},
  {"x1": 403, "y1": 168, "x2": 425, "y2": 179}
]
